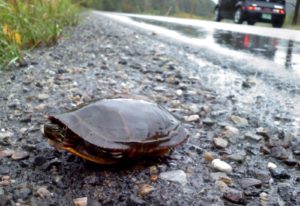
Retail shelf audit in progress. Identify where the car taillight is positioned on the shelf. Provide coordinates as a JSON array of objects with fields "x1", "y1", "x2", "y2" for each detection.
[
  {"x1": 248, "y1": 5, "x2": 255, "y2": 11},
  {"x1": 273, "y1": 8, "x2": 285, "y2": 14}
]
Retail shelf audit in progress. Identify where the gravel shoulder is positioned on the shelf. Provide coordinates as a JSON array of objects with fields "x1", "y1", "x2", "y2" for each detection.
[{"x1": 0, "y1": 12, "x2": 299, "y2": 206}]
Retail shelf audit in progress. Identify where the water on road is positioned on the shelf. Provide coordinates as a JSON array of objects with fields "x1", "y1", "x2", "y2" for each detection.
[{"x1": 99, "y1": 12, "x2": 300, "y2": 137}]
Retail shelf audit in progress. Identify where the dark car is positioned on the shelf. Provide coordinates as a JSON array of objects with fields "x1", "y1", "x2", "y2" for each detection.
[{"x1": 214, "y1": 0, "x2": 286, "y2": 28}]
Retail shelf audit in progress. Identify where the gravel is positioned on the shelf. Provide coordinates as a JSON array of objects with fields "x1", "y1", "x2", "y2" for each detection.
[{"x1": 0, "y1": 11, "x2": 299, "y2": 205}]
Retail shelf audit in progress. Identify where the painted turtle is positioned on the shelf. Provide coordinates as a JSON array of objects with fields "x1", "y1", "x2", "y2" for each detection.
[{"x1": 44, "y1": 98, "x2": 189, "y2": 164}]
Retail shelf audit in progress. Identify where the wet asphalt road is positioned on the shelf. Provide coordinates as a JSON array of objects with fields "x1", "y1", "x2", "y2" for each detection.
[{"x1": 98, "y1": 11, "x2": 300, "y2": 135}]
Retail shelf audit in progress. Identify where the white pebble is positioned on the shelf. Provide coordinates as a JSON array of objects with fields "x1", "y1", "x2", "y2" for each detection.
[
  {"x1": 211, "y1": 159, "x2": 233, "y2": 173},
  {"x1": 73, "y1": 197, "x2": 87, "y2": 206},
  {"x1": 267, "y1": 162, "x2": 277, "y2": 169}
]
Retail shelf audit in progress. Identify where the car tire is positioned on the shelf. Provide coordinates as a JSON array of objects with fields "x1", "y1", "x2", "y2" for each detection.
[
  {"x1": 234, "y1": 8, "x2": 243, "y2": 24},
  {"x1": 247, "y1": 20, "x2": 255, "y2": 25},
  {"x1": 214, "y1": 7, "x2": 222, "y2": 22},
  {"x1": 272, "y1": 19, "x2": 284, "y2": 28}
]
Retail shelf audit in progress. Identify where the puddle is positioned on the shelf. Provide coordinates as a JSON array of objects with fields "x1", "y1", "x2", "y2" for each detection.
[
  {"x1": 213, "y1": 30, "x2": 300, "y2": 70},
  {"x1": 131, "y1": 17, "x2": 300, "y2": 71},
  {"x1": 128, "y1": 16, "x2": 300, "y2": 135}
]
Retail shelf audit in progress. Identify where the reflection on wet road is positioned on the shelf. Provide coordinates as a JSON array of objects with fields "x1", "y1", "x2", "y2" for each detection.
[
  {"x1": 132, "y1": 17, "x2": 300, "y2": 70},
  {"x1": 98, "y1": 12, "x2": 300, "y2": 135}
]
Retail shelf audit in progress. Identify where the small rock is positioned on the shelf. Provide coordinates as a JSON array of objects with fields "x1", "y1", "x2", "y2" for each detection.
[
  {"x1": 129, "y1": 194, "x2": 145, "y2": 205},
  {"x1": 159, "y1": 170, "x2": 187, "y2": 185},
  {"x1": 215, "y1": 180, "x2": 229, "y2": 192},
  {"x1": 0, "y1": 166, "x2": 10, "y2": 175},
  {"x1": 230, "y1": 115, "x2": 248, "y2": 126},
  {"x1": 0, "y1": 149, "x2": 14, "y2": 158},
  {"x1": 176, "y1": 89, "x2": 183, "y2": 96},
  {"x1": 202, "y1": 118, "x2": 215, "y2": 126},
  {"x1": 245, "y1": 132, "x2": 262, "y2": 142},
  {"x1": 269, "y1": 168, "x2": 290, "y2": 179},
  {"x1": 260, "y1": 192, "x2": 269, "y2": 205},
  {"x1": 139, "y1": 184, "x2": 155, "y2": 196},
  {"x1": 35, "y1": 104, "x2": 46, "y2": 111},
  {"x1": 11, "y1": 150, "x2": 29, "y2": 160},
  {"x1": 210, "y1": 172, "x2": 232, "y2": 185},
  {"x1": 0, "y1": 132, "x2": 13, "y2": 145},
  {"x1": 225, "y1": 151, "x2": 246, "y2": 163},
  {"x1": 36, "y1": 186, "x2": 51, "y2": 199},
  {"x1": 14, "y1": 187, "x2": 32, "y2": 200},
  {"x1": 270, "y1": 146, "x2": 289, "y2": 160},
  {"x1": 239, "y1": 178, "x2": 262, "y2": 189},
  {"x1": 277, "y1": 183, "x2": 293, "y2": 202},
  {"x1": 0, "y1": 176, "x2": 10, "y2": 186},
  {"x1": 0, "y1": 131, "x2": 13, "y2": 139},
  {"x1": 37, "y1": 94, "x2": 49, "y2": 100},
  {"x1": 213, "y1": 137, "x2": 228, "y2": 148},
  {"x1": 184, "y1": 115, "x2": 200, "y2": 122},
  {"x1": 223, "y1": 188, "x2": 245, "y2": 204},
  {"x1": 223, "y1": 126, "x2": 239, "y2": 138},
  {"x1": 211, "y1": 159, "x2": 232, "y2": 173},
  {"x1": 203, "y1": 152, "x2": 214, "y2": 162},
  {"x1": 0, "y1": 194, "x2": 9, "y2": 206},
  {"x1": 256, "y1": 127, "x2": 270, "y2": 140},
  {"x1": 149, "y1": 165, "x2": 158, "y2": 181},
  {"x1": 267, "y1": 162, "x2": 277, "y2": 169},
  {"x1": 73, "y1": 197, "x2": 88, "y2": 206}
]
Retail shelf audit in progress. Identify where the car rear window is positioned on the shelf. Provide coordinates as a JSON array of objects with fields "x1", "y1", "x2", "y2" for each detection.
[{"x1": 255, "y1": 0, "x2": 285, "y2": 3}]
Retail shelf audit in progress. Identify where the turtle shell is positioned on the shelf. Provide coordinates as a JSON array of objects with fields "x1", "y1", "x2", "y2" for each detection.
[{"x1": 46, "y1": 98, "x2": 189, "y2": 162}]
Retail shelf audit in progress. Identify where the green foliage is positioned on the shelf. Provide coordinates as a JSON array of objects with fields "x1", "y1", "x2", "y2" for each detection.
[
  {"x1": 84, "y1": 0, "x2": 214, "y2": 17},
  {"x1": 0, "y1": 0, "x2": 80, "y2": 69}
]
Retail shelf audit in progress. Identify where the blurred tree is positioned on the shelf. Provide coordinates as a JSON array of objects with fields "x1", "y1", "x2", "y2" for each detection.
[
  {"x1": 292, "y1": 0, "x2": 300, "y2": 24},
  {"x1": 83, "y1": 0, "x2": 214, "y2": 17}
]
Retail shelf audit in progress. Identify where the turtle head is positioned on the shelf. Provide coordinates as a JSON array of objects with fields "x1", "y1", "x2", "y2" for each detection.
[{"x1": 44, "y1": 123, "x2": 66, "y2": 148}]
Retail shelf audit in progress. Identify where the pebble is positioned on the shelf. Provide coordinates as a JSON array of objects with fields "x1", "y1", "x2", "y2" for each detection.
[
  {"x1": 260, "y1": 192, "x2": 269, "y2": 205},
  {"x1": 35, "y1": 103, "x2": 46, "y2": 111},
  {"x1": 0, "y1": 149, "x2": 14, "y2": 158},
  {"x1": 11, "y1": 150, "x2": 29, "y2": 160},
  {"x1": 215, "y1": 180, "x2": 229, "y2": 192},
  {"x1": 0, "y1": 131, "x2": 14, "y2": 139},
  {"x1": 203, "y1": 152, "x2": 214, "y2": 162},
  {"x1": 159, "y1": 170, "x2": 187, "y2": 186},
  {"x1": 176, "y1": 89, "x2": 183, "y2": 96},
  {"x1": 184, "y1": 114, "x2": 200, "y2": 122},
  {"x1": 245, "y1": 132, "x2": 262, "y2": 142},
  {"x1": 73, "y1": 197, "x2": 88, "y2": 206},
  {"x1": 269, "y1": 168, "x2": 291, "y2": 179},
  {"x1": 37, "y1": 94, "x2": 49, "y2": 100},
  {"x1": 202, "y1": 118, "x2": 215, "y2": 126},
  {"x1": 225, "y1": 150, "x2": 246, "y2": 163},
  {"x1": 149, "y1": 165, "x2": 158, "y2": 181},
  {"x1": 36, "y1": 186, "x2": 51, "y2": 199},
  {"x1": 223, "y1": 126, "x2": 239, "y2": 137},
  {"x1": 267, "y1": 162, "x2": 277, "y2": 169},
  {"x1": 270, "y1": 146, "x2": 289, "y2": 160},
  {"x1": 0, "y1": 176, "x2": 10, "y2": 186},
  {"x1": 223, "y1": 188, "x2": 245, "y2": 204},
  {"x1": 211, "y1": 159, "x2": 232, "y2": 173},
  {"x1": 239, "y1": 178, "x2": 262, "y2": 189},
  {"x1": 139, "y1": 184, "x2": 155, "y2": 196},
  {"x1": 230, "y1": 115, "x2": 248, "y2": 126},
  {"x1": 210, "y1": 172, "x2": 232, "y2": 185},
  {"x1": 213, "y1": 137, "x2": 228, "y2": 148},
  {"x1": 14, "y1": 187, "x2": 32, "y2": 200}
]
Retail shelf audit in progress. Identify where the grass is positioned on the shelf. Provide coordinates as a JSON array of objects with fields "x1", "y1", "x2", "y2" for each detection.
[{"x1": 0, "y1": 0, "x2": 80, "y2": 69}]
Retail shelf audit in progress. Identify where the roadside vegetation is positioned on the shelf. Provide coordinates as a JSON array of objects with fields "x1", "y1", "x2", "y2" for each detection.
[{"x1": 0, "y1": 0, "x2": 80, "y2": 69}]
